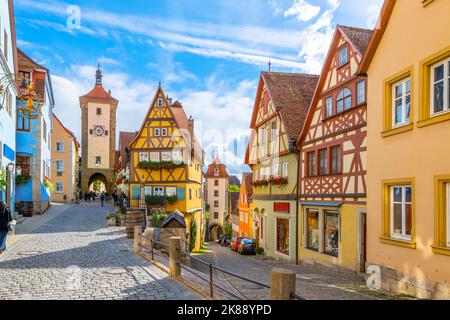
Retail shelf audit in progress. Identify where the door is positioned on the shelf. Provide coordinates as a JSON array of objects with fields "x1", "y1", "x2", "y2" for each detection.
[{"x1": 359, "y1": 212, "x2": 367, "y2": 273}]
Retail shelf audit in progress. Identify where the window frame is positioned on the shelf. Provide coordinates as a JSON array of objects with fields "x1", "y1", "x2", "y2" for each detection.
[
  {"x1": 282, "y1": 162, "x2": 288, "y2": 178},
  {"x1": 157, "y1": 98, "x2": 164, "y2": 107},
  {"x1": 138, "y1": 152, "x2": 149, "y2": 162},
  {"x1": 430, "y1": 57, "x2": 450, "y2": 116},
  {"x1": 56, "y1": 142, "x2": 64, "y2": 152},
  {"x1": 275, "y1": 218, "x2": 290, "y2": 256},
  {"x1": 381, "y1": 178, "x2": 416, "y2": 248},
  {"x1": 153, "y1": 186, "x2": 164, "y2": 196},
  {"x1": 433, "y1": 175, "x2": 450, "y2": 255},
  {"x1": 318, "y1": 148, "x2": 328, "y2": 176},
  {"x1": 154, "y1": 128, "x2": 160, "y2": 137},
  {"x1": 447, "y1": 183, "x2": 450, "y2": 248},
  {"x1": 391, "y1": 77, "x2": 411, "y2": 128},
  {"x1": 338, "y1": 46, "x2": 349, "y2": 68},
  {"x1": 307, "y1": 151, "x2": 317, "y2": 177},
  {"x1": 55, "y1": 182, "x2": 64, "y2": 194},
  {"x1": 305, "y1": 208, "x2": 320, "y2": 252},
  {"x1": 336, "y1": 88, "x2": 352, "y2": 113},
  {"x1": 161, "y1": 128, "x2": 168, "y2": 137},
  {"x1": 330, "y1": 145, "x2": 342, "y2": 175},
  {"x1": 55, "y1": 160, "x2": 64, "y2": 172},
  {"x1": 390, "y1": 185, "x2": 413, "y2": 241},
  {"x1": 325, "y1": 96, "x2": 333, "y2": 118},
  {"x1": 356, "y1": 80, "x2": 366, "y2": 105}
]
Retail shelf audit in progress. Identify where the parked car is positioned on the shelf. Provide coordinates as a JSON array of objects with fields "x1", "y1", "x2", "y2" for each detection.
[
  {"x1": 221, "y1": 236, "x2": 231, "y2": 247},
  {"x1": 230, "y1": 237, "x2": 244, "y2": 252},
  {"x1": 238, "y1": 238, "x2": 257, "y2": 255}
]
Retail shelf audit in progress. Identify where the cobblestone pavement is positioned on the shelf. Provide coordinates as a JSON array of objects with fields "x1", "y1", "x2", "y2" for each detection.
[
  {"x1": 0, "y1": 203, "x2": 201, "y2": 300},
  {"x1": 191, "y1": 242, "x2": 406, "y2": 300}
]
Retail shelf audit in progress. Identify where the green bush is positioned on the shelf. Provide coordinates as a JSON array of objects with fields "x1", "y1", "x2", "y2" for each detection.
[
  {"x1": 189, "y1": 219, "x2": 197, "y2": 252},
  {"x1": 149, "y1": 209, "x2": 167, "y2": 227},
  {"x1": 166, "y1": 195, "x2": 177, "y2": 205},
  {"x1": 145, "y1": 195, "x2": 165, "y2": 206},
  {"x1": 256, "y1": 247, "x2": 264, "y2": 255},
  {"x1": 223, "y1": 222, "x2": 232, "y2": 237}
]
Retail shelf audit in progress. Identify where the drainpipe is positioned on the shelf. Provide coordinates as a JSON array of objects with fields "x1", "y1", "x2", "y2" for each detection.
[{"x1": 289, "y1": 138, "x2": 300, "y2": 265}]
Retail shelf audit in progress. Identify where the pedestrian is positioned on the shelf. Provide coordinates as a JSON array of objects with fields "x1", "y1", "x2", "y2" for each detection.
[
  {"x1": 0, "y1": 201, "x2": 13, "y2": 255},
  {"x1": 100, "y1": 193, "x2": 106, "y2": 207}
]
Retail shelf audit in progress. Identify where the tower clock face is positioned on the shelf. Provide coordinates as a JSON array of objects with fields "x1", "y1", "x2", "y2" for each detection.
[{"x1": 93, "y1": 125, "x2": 106, "y2": 137}]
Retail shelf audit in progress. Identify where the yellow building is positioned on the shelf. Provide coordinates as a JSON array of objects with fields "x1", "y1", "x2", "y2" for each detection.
[
  {"x1": 245, "y1": 72, "x2": 319, "y2": 262},
  {"x1": 128, "y1": 85, "x2": 204, "y2": 252},
  {"x1": 51, "y1": 113, "x2": 80, "y2": 203},
  {"x1": 359, "y1": 0, "x2": 450, "y2": 298}
]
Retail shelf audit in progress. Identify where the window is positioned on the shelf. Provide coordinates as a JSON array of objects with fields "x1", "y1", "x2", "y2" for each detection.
[
  {"x1": 318, "y1": 149, "x2": 328, "y2": 176},
  {"x1": 56, "y1": 142, "x2": 64, "y2": 152},
  {"x1": 17, "y1": 112, "x2": 30, "y2": 131},
  {"x1": 214, "y1": 168, "x2": 219, "y2": 175},
  {"x1": 282, "y1": 162, "x2": 288, "y2": 178},
  {"x1": 55, "y1": 160, "x2": 64, "y2": 172},
  {"x1": 276, "y1": 218, "x2": 289, "y2": 255},
  {"x1": 214, "y1": 212, "x2": 219, "y2": 220},
  {"x1": 307, "y1": 151, "x2": 317, "y2": 177},
  {"x1": 96, "y1": 157, "x2": 101, "y2": 165},
  {"x1": 4, "y1": 30, "x2": 7, "y2": 60},
  {"x1": 172, "y1": 150, "x2": 182, "y2": 162},
  {"x1": 161, "y1": 151, "x2": 172, "y2": 161},
  {"x1": 154, "y1": 128, "x2": 160, "y2": 136},
  {"x1": 214, "y1": 201, "x2": 219, "y2": 208},
  {"x1": 214, "y1": 190, "x2": 219, "y2": 197},
  {"x1": 154, "y1": 187, "x2": 164, "y2": 196},
  {"x1": 96, "y1": 108, "x2": 102, "y2": 115},
  {"x1": 150, "y1": 152, "x2": 160, "y2": 162},
  {"x1": 306, "y1": 209, "x2": 319, "y2": 251},
  {"x1": 19, "y1": 71, "x2": 31, "y2": 87},
  {"x1": 270, "y1": 121, "x2": 277, "y2": 142},
  {"x1": 16, "y1": 155, "x2": 31, "y2": 177},
  {"x1": 390, "y1": 185, "x2": 413, "y2": 241},
  {"x1": 357, "y1": 80, "x2": 366, "y2": 105},
  {"x1": 189, "y1": 189, "x2": 192, "y2": 200},
  {"x1": 325, "y1": 96, "x2": 333, "y2": 118},
  {"x1": 161, "y1": 128, "x2": 168, "y2": 136},
  {"x1": 324, "y1": 211, "x2": 339, "y2": 257},
  {"x1": 431, "y1": 58, "x2": 450, "y2": 115},
  {"x1": 166, "y1": 187, "x2": 176, "y2": 197},
  {"x1": 157, "y1": 98, "x2": 163, "y2": 107},
  {"x1": 55, "y1": 183, "x2": 64, "y2": 194},
  {"x1": 331, "y1": 145, "x2": 341, "y2": 175},
  {"x1": 261, "y1": 217, "x2": 264, "y2": 239},
  {"x1": 43, "y1": 120, "x2": 47, "y2": 142},
  {"x1": 5, "y1": 90, "x2": 11, "y2": 117},
  {"x1": 433, "y1": 176, "x2": 450, "y2": 254},
  {"x1": 144, "y1": 186, "x2": 152, "y2": 196},
  {"x1": 447, "y1": 183, "x2": 450, "y2": 248},
  {"x1": 259, "y1": 128, "x2": 266, "y2": 146},
  {"x1": 214, "y1": 180, "x2": 219, "y2": 186},
  {"x1": 338, "y1": 46, "x2": 348, "y2": 67},
  {"x1": 272, "y1": 163, "x2": 279, "y2": 177},
  {"x1": 337, "y1": 88, "x2": 352, "y2": 113},
  {"x1": 392, "y1": 78, "x2": 411, "y2": 127},
  {"x1": 245, "y1": 212, "x2": 248, "y2": 223},
  {"x1": 139, "y1": 152, "x2": 149, "y2": 162}
]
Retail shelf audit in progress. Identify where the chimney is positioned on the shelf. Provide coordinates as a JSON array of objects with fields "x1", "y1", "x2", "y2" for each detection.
[{"x1": 188, "y1": 116, "x2": 194, "y2": 138}]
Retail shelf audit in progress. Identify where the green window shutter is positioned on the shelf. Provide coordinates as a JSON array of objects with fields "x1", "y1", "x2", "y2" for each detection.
[
  {"x1": 132, "y1": 186, "x2": 141, "y2": 200},
  {"x1": 177, "y1": 187, "x2": 185, "y2": 200}
]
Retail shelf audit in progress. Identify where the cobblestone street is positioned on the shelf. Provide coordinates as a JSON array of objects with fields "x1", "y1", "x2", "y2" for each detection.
[
  {"x1": 191, "y1": 242, "x2": 407, "y2": 300},
  {"x1": 0, "y1": 203, "x2": 201, "y2": 300}
]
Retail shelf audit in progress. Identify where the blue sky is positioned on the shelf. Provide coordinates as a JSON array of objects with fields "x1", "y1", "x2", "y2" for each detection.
[{"x1": 14, "y1": 0, "x2": 383, "y2": 176}]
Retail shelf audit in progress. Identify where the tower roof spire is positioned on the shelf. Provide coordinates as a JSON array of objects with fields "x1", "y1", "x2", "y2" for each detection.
[{"x1": 96, "y1": 63, "x2": 103, "y2": 86}]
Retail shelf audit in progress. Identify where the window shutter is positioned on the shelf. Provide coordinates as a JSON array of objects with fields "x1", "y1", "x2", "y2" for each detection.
[
  {"x1": 105, "y1": 130, "x2": 109, "y2": 136},
  {"x1": 177, "y1": 187, "x2": 185, "y2": 200},
  {"x1": 90, "y1": 129, "x2": 93, "y2": 134},
  {"x1": 132, "y1": 186, "x2": 141, "y2": 200}
]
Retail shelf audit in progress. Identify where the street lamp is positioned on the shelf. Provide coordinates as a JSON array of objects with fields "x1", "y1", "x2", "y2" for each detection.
[{"x1": 6, "y1": 162, "x2": 14, "y2": 173}]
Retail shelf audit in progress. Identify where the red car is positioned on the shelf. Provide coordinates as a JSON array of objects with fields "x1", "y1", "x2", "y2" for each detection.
[{"x1": 230, "y1": 237, "x2": 244, "y2": 252}]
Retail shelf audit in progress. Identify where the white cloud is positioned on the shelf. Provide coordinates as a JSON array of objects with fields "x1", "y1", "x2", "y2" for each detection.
[
  {"x1": 366, "y1": 4, "x2": 381, "y2": 29},
  {"x1": 284, "y1": 0, "x2": 321, "y2": 22}
]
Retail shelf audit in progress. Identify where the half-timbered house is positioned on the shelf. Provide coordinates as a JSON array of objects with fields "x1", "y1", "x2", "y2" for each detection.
[
  {"x1": 128, "y1": 85, "x2": 204, "y2": 251},
  {"x1": 297, "y1": 26, "x2": 372, "y2": 272},
  {"x1": 245, "y1": 72, "x2": 319, "y2": 262}
]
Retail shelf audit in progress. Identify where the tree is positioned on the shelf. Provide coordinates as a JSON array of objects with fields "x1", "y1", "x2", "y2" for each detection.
[
  {"x1": 228, "y1": 185, "x2": 240, "y2": 193},
  {"x1": 223, "y1": 221, "x2": 232, "y2": 237}
]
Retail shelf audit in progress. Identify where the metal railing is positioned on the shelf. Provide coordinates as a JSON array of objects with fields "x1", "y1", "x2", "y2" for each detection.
[{"x1": 137, "y1": 233, "x2": 304, "y2": 300}]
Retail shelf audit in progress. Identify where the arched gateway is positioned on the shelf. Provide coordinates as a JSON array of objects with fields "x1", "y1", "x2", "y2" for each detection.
[{"x1": 79, "y1": 65, "x2": 118, "y2": 194}]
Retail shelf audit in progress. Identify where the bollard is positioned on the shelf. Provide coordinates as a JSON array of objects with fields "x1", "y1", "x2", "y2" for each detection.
[
  {"x1": 169, "y1": 237, "x2": 182, "y2": 276},
  {"x1": 270, "y1": 268, "x2": 296, "y2": 300},
  {"x1": 133, "y1": 225, "x2": 143, "y2": 253}
]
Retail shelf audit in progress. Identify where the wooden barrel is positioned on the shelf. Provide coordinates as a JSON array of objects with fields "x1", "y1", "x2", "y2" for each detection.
[{"x1": 125, "y1": 209, "x2": 145, "y2": 238}]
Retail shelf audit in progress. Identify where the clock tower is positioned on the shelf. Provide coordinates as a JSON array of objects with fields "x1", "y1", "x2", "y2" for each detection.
[{"x1": 79, "y1": 65, "x2": 118, "y2": 194}]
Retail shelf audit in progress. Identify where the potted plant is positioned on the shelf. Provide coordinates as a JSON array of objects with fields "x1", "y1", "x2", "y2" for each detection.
[
  {"x1": 166, "y1": 195, "x2": 177, "y2": 205},
  {"x1": 15, "y1": 174, "x2": 30, "y2": 185}
]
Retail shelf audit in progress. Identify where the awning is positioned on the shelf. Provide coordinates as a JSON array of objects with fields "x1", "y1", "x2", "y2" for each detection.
[{"x1": 300, "y1": 201, "x2": 343, "y2": 208}]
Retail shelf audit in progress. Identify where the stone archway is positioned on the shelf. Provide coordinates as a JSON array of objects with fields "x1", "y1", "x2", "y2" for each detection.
[
  {"x1": 209, "y1": 224, "x2": 223, "y2": 241},
  {"x1": 88, "y1": 173, "x2": 108, "y2": 194}
]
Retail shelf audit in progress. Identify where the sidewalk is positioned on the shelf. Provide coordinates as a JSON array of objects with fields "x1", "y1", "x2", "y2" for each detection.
[{"x1": 5, "y1": 203, "x2": 72, "y2": 251}]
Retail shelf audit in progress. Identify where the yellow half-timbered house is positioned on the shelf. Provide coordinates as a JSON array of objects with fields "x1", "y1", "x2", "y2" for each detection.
[{"x1": 128, "y1": 85, "x2": 204, "y2": 251}]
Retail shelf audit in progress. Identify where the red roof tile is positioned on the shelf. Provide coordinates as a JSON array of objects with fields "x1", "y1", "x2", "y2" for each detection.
[
  {"x1": 205, "y1": 156, "x2": 229, "y2": 178},
  {"x1": 80, "y1": 84, "x2": 118, "y2": 101},
  {"x1": 119, "y1": 131, "x2": 137, "y2": 167},
  {"x1": 338, "y1": 25, "x2": 373, "y2": 56}
]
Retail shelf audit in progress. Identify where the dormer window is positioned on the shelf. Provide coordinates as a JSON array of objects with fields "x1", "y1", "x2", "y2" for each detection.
[
  {"x1": 154, "y1": 128, "x2": 160, "y2": 136},
  {"x1": 338, "y1": 46, "x2": 349, "y2": 68},
  {"x1": 157, "y1": 98, "x2": 163, "y2": 107},
  {"x1": 19, "y1": 71, "x2": 31, "y2": 87},
  {"x1": 214, "y1": 168, "x2": 219, "y2": 175}
]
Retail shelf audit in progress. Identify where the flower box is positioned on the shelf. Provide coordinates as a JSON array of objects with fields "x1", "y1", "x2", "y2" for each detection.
[{"x1": 137, "y1": 161, "x2": 185, "y2": 170}]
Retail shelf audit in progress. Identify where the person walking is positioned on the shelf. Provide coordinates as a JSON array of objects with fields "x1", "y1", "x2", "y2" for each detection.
[
  {"x1": 100, "y1": 193, "x2": 106, "y2": 207},
  {"x1": 0, "y1": 201, "x2": 13, "y2": 255}
]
